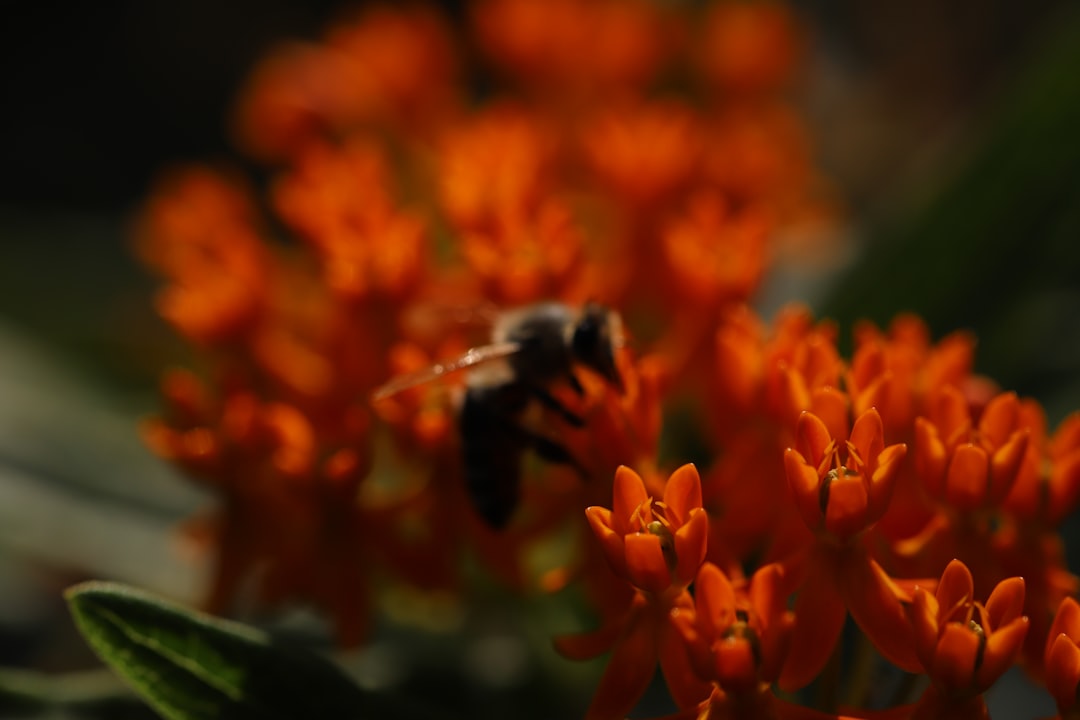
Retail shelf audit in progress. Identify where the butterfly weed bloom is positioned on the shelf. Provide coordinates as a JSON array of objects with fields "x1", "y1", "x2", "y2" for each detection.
[
  {"x1": 779, "y1": 408, "x2": 922, "y2": 690},
  {"x1": 1046, "y1": 596, "x2": 1080, "y2": 718},
  {"x1": 670, "y1": 562, "x2": 794, "y2": 717},
  {"x1": 910, "y1": 560, "x2": 1028, "y2": 719},
  {"x1": 557, "y1": 464, "x2": 710, "y2": 719}
]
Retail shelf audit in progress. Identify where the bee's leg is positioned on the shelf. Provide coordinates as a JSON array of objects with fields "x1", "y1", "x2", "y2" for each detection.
[
  {"x1": 528, "y1": 384, "x2": 584, "y2": 427},
  {"x1": 516, "y1": 425, "x2": 588, "y2": 478},
  {"x1": 566, "y1": 371, "x2": 585, "y2": 397}
]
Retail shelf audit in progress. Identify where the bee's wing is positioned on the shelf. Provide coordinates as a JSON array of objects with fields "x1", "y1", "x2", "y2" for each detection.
[{"x1": 371, "y1": 341, "x2": 522, "y2": 401}]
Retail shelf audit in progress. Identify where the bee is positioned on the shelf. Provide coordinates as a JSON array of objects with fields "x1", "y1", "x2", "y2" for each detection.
[{"x1": 373, "y1": 302, "x2": 625, "y2": 529}]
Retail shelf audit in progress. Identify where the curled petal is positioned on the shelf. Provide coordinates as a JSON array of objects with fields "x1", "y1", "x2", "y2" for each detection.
[
  {"x1": 849, "y1": 408, "x2": 885, "y2": 471},
  {"x1": 671, "y1": 610, "x2": 714, "y2": 682},
  {"x1": 912, "y1": 586, "x2": 941, "y2": 672},
  {"x1": 749, "y1": 562, "x2": 788, "y2": 628},
  {"x1": 823, "y1": 473, "x2": 870, "y2": 540},
  {"x1": 978, "y1": 391, "x2": 1019, "y2": 447},
  {"x1": 673, "y1": 509, "x2": 709, "y2": 586},
  {"x1": 810, "y1": 386, "x2": 849, "y2": 443},
  {"x1": 937, "y1": 560, "x2": 975, "y2": 617},
  {"x1": 936, "y1": 385, "x2": 971, "y2": 437},
  {"x1": 715, "y1": 636, "x2": 759, "y2": 693},
  {"x1": 659, "y1": 613, "x2": 712, "y2": 709},
  {"x1": 843, "y1": 555, "x2": 921, "y2": 672},
  {"x1": 1046, "y1": 632, "x2": 1080, "y2": 712},
  {"x1": 1048, "y1": 597, "x2": 1080, "y2": 650},
  {"x1": 784, "y1": 448, "x2": 823, "y2": 531},
  {"x1": 867, "y1": 443, "x2": 906, "y2": 520},
  {"x1": 915, "y1": 417, "x2": 948, "y2": 497},
  {"x1": 944, "y1": 444, "x2": 989, "y2": 511},
  {"x1": 795, "y1": 411, "x2": 832, "y2": 470},
  {"x1": 665, "y1": 463, "x2": 703, "y2": 525},
  {"x1": 984, "y1": 576, "x2": 1025, "y2": 630},
  {"x1": 586, "y1": 506, "x2": 628, "y2": 578},
  {"x1": 1049, "y1": 450, "x2": 1080, "y2": 525},
  {"x1": 932, "y1": 623, "x2": 981, "y2": 695},
  {"x1": 987, "y1": 429, "x2": 1029, "y2": 504},
  {"x1": 585, "y1": 610, "x2": 658, "y2": 720},
  {"x1": 695, "y1": 562, "x2": 737, "y2": 641},
  {"x1": 613, "y1": 465, "x2": 649, "y2": 535},
  {"x1": 625, "y1": 532, "x2": 672, "y2": 594},
  {"x1": 554, "y1": 621, "x2": 623, "y2": 660},
  {"x1": 779, "y1": 558, "x2": 845, "y2": 691},
  {"x1": 975, "y1": 616, "x2": 1028, "y2": 692}
]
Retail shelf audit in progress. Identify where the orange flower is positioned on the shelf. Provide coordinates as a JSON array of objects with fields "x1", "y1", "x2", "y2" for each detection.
[
  {"x1": 134, "y1": 167, "x2": 268, "y2": 346},
  {"x1": 471, "y1": 0, "x2": 676, "y2": 104},
  {"x1": 1046, "y1": 596, "x2": 1080, "y2": 715},
  {"x1": 912, "y1": 559, "x2": 1028, "y2": 698},
  {"x1": 848, "y1": 315, "x2": 975, "y2": 441},
  {"x1": 1005, "y1": 401, "x2": 1080, "y2": 526},
  {"x1": 660, "y1": 190, "x2": 770, "y2": 309},
  {"x1": 459, "y1": 198, "x2": 584, "y2": 305},
  {"x1": 914, "y1": 387, "x2": 1030, "y2": 511},
  {"x1": 586, "y1": 464, "x2": 709, "y2": 594},
  {"x1": 273, "y1": 138, "x2": 428, "y2": 303},
  {"x1": 437, "y1": 106, "x2": 555, "y2": 232},
  {"x1": 582, "y1": 101, "x2": 702, "y2": 209},
  {"x1": 697, "y1": 0, "x2": 800, "y2": 94},
  {"x1": 779, "y1": 409, "x2": 922, "y2": 690},
  {"x1": 673, "y1": 562, "x2": 792, "y2": 693},
  {"x1": 784, "y1": 408, "x2": 906, "y2": 542}
]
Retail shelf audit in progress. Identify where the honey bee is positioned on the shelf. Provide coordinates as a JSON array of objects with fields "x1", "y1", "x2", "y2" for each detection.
[{"x1": 373, "y1": 302, "x2": 625, "y2": 529}]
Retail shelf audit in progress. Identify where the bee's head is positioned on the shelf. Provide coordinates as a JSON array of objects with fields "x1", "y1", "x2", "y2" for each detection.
[{"x1": 571, "y1": 303, "x2": 625, "y2": 393}]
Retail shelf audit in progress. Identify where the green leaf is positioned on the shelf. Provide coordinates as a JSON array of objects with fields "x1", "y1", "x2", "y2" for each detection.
[{"x1": 66, "y1": 581, "x2": 370, "y2": 720}]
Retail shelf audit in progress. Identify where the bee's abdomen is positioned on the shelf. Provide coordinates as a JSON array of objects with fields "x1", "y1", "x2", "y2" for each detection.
[{"x1": 460, "y1": 383, "x2": 528, "y2": 529}]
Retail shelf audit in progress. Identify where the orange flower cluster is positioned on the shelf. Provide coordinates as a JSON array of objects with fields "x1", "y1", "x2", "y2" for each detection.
[{"x1": 133, "y1": 1, "x2": 1080, "y2": 718}]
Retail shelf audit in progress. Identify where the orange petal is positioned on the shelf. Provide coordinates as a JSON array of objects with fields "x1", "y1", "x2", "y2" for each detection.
[
  {"x1": 936, "y1": 385, "x2": 971, "y2": 437},
  {"x1": 915, "y1": 417, "x2": 947, "y2": 497},
  {"x1": 665, "y1": 463, "x2": 703, "y2": 525},
  {"x1": 695, "y1": 562, "x2": 737, "y2": 639},
  {"x1": 810, "y1": 386, "x2": 849, "y2": 443},
  {"x1": 975, "y1": 616, "x2": 1028, "y2": 692},
  {"x1": 625, "y1": 532, "x2": 672, "y2": 594},
  {"x1": 715, "y1": 637, "x2": 758, "y2": 693},
  {"x1": 1049, "y1": 597, "x2": 1080, "y2": 650},
  {"x1": 784, "y1": 448, "x2": 823, "y2": 531},
  {"x1": 978, "y1": 391, "x2": 1019, "y2": 447},
  {"x1": 749, "y1": 562, "x2": 788, "y2": 629},
  {"x1": 842, "y1": 555, "x2": 922, "y2": 672},
  {"x1": 659, "y1": 614, "x2": 712, "y2": 709},
  {"x1": 867, "y1": 443, "x2": 906, "y2": 520},
  {"x1": 613, "y1": 465, "x2": 649, "y2": 535},
  {"x1": 673, "y1": 509, "x2": 709, "y2": 586},
  {"x1": 823, "y1": 473, "x2": 870, "y2": 540},
  {"x1": 936, "y1": 559, "x2": 975, "y2": 617},
  {"x1": 984, "y1": 576, "x2": 1025, "y2": 630},
  {"x1": 931, "y1": 622, "x2": 980, "y2": 695},
  {"x1": 850, "y1": 408, "x2": 885, "y2": 471},
  {"x1": 779, "y1": 559, "x2": 845, "y2": 691},
  {"x1": 1046, "y1": 633, "x2": 1080, "y2": 712},
  {"x1": 670, "y1": 609, "x2": 714, "y2": 683},
  {"x1": 912, "y1": 586, "x2": 941, "y2": 672},
  {"x1": 586, "y1": 506, "x2": 628, "y2": 579},
  {"x1": 554, "y1": 621, "x2": 624, "y2": 660},
  {"x1": 585, "y1": 609, "x2": 659, "y2": 720},
  {"x1": 1049, "y1": 450, "x2": 1080, "y2": 525},
  {"x1": 988, "y1": 429, "x2": 1029, "y2": 504},
  {"x1": 795, "y1": 411, "x2": 833, "y2": 469},
  {"x1": 945, "y1": 444, "x2": 989, "y2": 511}
]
